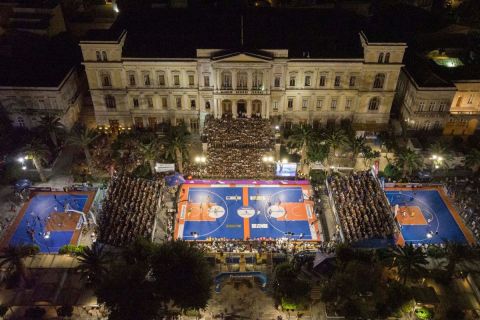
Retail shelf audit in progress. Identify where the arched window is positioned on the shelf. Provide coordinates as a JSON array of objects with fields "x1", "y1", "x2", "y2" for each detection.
[
  {"x1": 205, "y1": 101, "x2": 211, "y2": 110},
  {"x1": 373, "y1": 73, "x2": 385, "y2": 89},
  {"x1": 385, "y1": 52, "x2": 390, "y2": 63},
  {"x1": 102, "y1": 51, "x2": 108, "y2": 61},
  {"x1": 105, "y1": 95, "x2": 116, "y2": 109},
  {"x1": 17, "y1": 116, "x2": 25, "y2": 127},
  {"x1": 378, "y1": 53, "x2": 384, "y2": 63},
  {"x1": 368, "y1": 97, "x2": 380, "y2": 111},
  {"x1": 101, "y1": 72, "x2": 111, "y2": 87}
]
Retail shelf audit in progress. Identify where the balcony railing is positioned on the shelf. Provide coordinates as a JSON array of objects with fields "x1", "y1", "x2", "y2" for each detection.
[{"x1": 450, "y1": 110, "x2": 480, "y2": 115}]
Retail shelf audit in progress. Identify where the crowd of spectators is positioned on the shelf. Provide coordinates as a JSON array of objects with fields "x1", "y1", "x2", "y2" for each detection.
[
  {"x1": 328, "y1": 171, "x2": 395, "y2": 242},
  {"x1": 444, "y1": 177, "x2": 480, "y2": 242},
  {"x1": 98, "y1": 175, "x2": 163, "y2": 246},
  {"x1": 203, "y1": 117, "x2": 275, "y2": 178},
  {"x1": 193, "y1": 238, "x2": 320, "y2": 254}
]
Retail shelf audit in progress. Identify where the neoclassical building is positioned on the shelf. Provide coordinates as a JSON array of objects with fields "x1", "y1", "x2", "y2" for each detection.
[
  {"x1": 0, "y1": 32, "x2": 83, "y2": 130},
  {"x1": 395, "y1": 33, "x2": 480, "y2": 136},
  {"x1": 80, "y1": 9, "x2": 407, "y2": 134}
]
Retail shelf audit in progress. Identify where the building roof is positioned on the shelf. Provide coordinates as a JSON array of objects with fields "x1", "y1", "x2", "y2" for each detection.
[
  {"x1": 83, "y1": 8, "x2": 407, "y2": 59},
  {"x1": 0, "y1": 31, "x2": 80, "y2": 87},
  {"x1": 404, "y1": 52, "x2": 455, "y2": 88},
  {"x1": 404, "y1": 32, "x2": 480, "y2": 87}
]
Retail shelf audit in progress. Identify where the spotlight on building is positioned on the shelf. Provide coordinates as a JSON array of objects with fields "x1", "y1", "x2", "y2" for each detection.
[{"x1": 22, "y1": 166, "x2": 27, "y2": 170}]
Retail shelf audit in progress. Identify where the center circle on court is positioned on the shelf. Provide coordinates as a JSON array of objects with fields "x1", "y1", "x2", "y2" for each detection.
[
  {"x1": 268, "y1": 205, "x2": 286, "y2": 218},
  {"x1": 208, "y1": 205, "x2": 225, "y2": 219},
  {"x1": 237, "y1": 207, "x2": 255, "y2": 218}
]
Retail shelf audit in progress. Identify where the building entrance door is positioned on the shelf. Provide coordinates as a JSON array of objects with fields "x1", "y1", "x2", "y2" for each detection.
[
  {"x1": 237, "y1": 101, "x2": 246, "y2": 118},
  {"x1": 222, "y1": 100, "x2": 232, "y2": 117}
]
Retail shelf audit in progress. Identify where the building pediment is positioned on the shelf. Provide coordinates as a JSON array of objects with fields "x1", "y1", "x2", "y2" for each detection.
[{"x1": 211, "y1": 51, "x2": 273, "y2": 62}]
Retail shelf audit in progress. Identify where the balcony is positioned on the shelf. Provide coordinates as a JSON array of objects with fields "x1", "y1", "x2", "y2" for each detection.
[
  {"x1": 450, "y1": 110, "x2": 480, "y2": 115},
  {"x1": 219, "y1": 86, "x2": 232, "y2": 93},
  {"x1": 235, "y1": 87, "x2": 248, "y2": 94}
]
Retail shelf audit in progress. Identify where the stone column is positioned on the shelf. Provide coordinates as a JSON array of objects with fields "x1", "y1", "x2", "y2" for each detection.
[
  {"x1": 232, "y1": 70, "x2": 237, "y2": 90},
  {"x1": 247, "y1": 70, "x2": 253, "y2": 91},
  {"x1": 216, "y1": 70, "x2": 221, "y2": 90},
  {"x1": 247, "y1": 100, "x2": 252, "y2": 118},
  {"x1": 218, "y1": 100, "x2": 223, "y2": 118},
  {"x1": 232, "y1": 100, "x2": 237, "y2": 119}
]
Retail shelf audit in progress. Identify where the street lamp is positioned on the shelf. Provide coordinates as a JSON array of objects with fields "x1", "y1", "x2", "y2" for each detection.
[
  {"x1": 262, "y1": 156, "x2": 274, "y2": 163},
  {"x1": 194, "y1": 155, "x2": 207, "y2": 177}
]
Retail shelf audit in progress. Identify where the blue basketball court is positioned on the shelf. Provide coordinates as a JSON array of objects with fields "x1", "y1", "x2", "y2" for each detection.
[
  {"x1": 175, "y1": 181, "x2": 319, "y2": 241},
  {"x1": 4, "y1": 192, "x2": 94, "y2": 253},
  {"x1": 385, "y1": 187, "x2": 473, "y2": 245}
]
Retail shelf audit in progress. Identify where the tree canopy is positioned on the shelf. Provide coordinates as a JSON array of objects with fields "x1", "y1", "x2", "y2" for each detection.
[{"x1": 93, "y1": 239, "x2": 211, "y2": 319}]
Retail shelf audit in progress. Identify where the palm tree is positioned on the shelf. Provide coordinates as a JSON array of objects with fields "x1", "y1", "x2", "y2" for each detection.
[
  {"x1": 389, "y1": 243, "x2": 428, "y2": 285},
  {"x1": 346, "y1": 135, "x2": 366, "y2": 163},
  {"x1": 21, "y1": 139, "x2": 51, "y2": 182},
  {"x1": 323, "y1": 129, "x2": 348, "y2": 161},
  {"x1": 465, "y1": 148, "x2": 480, "y2": 172},
  {"x1": 67, "y1": 127, "x2": 99, "y2": 171},
  {"x1": 287, "y1": 125, "x2": 319, "y2": 173},
  {"x1": 362, "y1": 147, "x2": 381, "y2": 168},
  {"x1": 163, "y1": 124, "x2": 190, "y2": 173},
  {"x1": 76, "y1": 244, "x2": 110, "y2": 285},
  {"x1": 138, "y1": 142, "x2": 160, "y2": 175},
  {"x1": 378, "y1": 131, "x2": 398, "y2": 153},
  {"x1": 428, "y1": 141, "x2": 453, "y2": 169},
  {"x1": 395, "y1": 148, "x2": 423, "y2": 178},
  {"x1": 0, "y1": 245, "x2": 39, "y2": 286},
  {"x1": 307, "y1": 143, "x2": 329, "y2": 166},
  {"x1": 37, "y1": 114, "x2": 64, "y2": 148}
]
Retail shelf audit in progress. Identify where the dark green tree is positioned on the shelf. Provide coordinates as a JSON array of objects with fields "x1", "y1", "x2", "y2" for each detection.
[
  {"x1": 163, "y1": 124, "x2": 190, "y2": 173},
  {"x1": 95, "y1": 256, "x2": 159, "y2": 320},
  {"x1": 0, "y1": 244, "x2": 38, "y2": 287},
  {"x1": 21, "y1": 139, "x2": 51, "y2": 182},
  {"x1": 388, "y1": 244, "x2": 428, "y2": 284},
  {"x1": 273, "y1": 262, "x2": 311, "y2": 304},
  {"x1": 150, "y1": 240, "x2": 211, "y2": 312},
  {"x1": 287, "y1": 125, "x2": 319, "y2": 173},
  {"x1": 66, "y1": 126, "x2": 100, "y2": 172},
  {"x1": 75, "y1": 243, "x2": 111, "y2": 286},
  {"x1": 37, "y1": 114, "x2": 64, "y2": 148},
  {"x1": 395, "y1": 148, "x2": 423, "y2": 178}
]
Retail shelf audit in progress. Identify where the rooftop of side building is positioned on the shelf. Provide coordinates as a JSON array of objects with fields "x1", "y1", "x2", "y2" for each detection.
[
  {"x1": 403, "y1": 31, "x2": 480, "y2": 88},
  {"x1": 0, "y1": 31, "x2": 81, "y2": 88},
  {"x1": 82, "y1": 8, "x2": 407, "y2": 60}
]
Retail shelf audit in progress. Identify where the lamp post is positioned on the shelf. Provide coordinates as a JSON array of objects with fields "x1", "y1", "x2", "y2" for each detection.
[
  {"x1": 430, "y1": 154, "x2": 444, "y2": 171},
  {"x1": 194, "y1": 155, "x2": 207, "y2": 177},
  {"x1": 262, "y1": 155, "x2": 274, "y2": 176}
]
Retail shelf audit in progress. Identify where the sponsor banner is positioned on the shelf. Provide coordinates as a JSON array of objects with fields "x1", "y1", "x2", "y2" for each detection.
[{"x1": 155, "y1": 163, "x2": 175, "y2": 172}]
